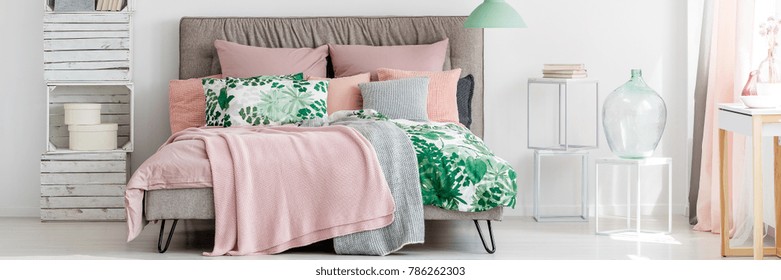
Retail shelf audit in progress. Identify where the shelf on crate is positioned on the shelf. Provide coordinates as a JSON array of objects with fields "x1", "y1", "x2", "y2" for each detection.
[
  {"x1": 46, "y1": 81, "x2": 133, "y2": 86},
  {"x1": 45, "y1": 0, "x2": 133, "y2": 13},
  {"x1": 45, "y1": 146, "x2": 132, "y2": 155},
  {"x1": 46, "y1": 83, "x2": 134, "y2": 153}
]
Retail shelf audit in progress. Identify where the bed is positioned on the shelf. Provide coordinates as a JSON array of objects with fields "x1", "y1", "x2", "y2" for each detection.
[{"x1": 136, "y1": 16, "x2": 506, "y2": 255}]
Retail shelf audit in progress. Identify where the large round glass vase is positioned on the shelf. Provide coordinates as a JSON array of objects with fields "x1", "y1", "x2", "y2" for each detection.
[{"x1": 602, "y1": 69, "x2": 667, "y2": 159}]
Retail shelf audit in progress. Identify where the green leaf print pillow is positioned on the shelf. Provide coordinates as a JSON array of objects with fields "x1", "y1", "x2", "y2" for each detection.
[
  {"x1": 202, "y1": 73, "x2": 307, "y2": 127},
  {"x1": 204, "y1": 75, "x2": 328, "y2": 127}
]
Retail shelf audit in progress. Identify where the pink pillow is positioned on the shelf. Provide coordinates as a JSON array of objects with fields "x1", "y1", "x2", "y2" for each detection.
[
  {"x1": 169, "y1": 75, "x2": 221, "y2": 134},
  {"x1": 310, "y1": 73, "x2": 371, "y2": 115},
  {"x1": 377, "y1": 68, "x2": 462, "y2": 124},
  {"x1": 215, "y1": 40, "x2": 328, "y2": 78},
  {"x1": 329, "y1": 39, "x2": 449, "y2": 80}
]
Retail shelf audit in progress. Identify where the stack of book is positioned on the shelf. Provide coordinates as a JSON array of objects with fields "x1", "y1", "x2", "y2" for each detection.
[
  {"x1": 96, "y1": 0, "x2": 125, "y2": 11},
  {"x1": 542, "y1": 64, "x2": 588, "y2": 79}
]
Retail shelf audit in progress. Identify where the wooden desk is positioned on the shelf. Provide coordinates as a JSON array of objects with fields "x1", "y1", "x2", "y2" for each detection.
[{"x1": 718, "y1": 104, "x2": 781, "y2": 260}]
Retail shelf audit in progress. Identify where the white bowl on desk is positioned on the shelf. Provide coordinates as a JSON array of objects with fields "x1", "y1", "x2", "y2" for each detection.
[
  {"x1": 740, "y1": 95, "x2": 781, "y2": 108},
  {"x1": 741, "y1": 83, "x2": 781, "y2": 108}
]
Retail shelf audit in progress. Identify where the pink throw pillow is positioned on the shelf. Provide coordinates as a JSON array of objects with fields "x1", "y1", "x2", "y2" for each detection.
[
  {"x1": 169, "y1": 75, "x2": 221, "y2": 134},
  {"x1": 215, "y1": 40, "x2": 328, "y2": 78},
  {"x1": 377, "y1": 68, "x2": 462, "y2": 124},
  {"x1": 329, "y1": 39, "x2": 449, "y2": 80},
  {"x1": 310, "y1": 73, "x2": 371, "y2": 115}
]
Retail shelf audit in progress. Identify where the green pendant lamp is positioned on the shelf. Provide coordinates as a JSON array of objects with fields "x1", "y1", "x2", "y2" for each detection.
[{"x1": 465, "y1": 0, "x2": 527, "y2": 28}]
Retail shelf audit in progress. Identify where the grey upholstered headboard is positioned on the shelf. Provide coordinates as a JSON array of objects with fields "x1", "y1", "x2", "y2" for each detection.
[{"x1": 179, "y1": 16, "x2": 484, "y2": 137}]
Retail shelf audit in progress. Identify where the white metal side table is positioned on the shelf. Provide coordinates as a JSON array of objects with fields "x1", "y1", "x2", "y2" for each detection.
[
  {"x1": 528, "y1": 78, "x2": 599, "y2": 222},
  {"x1": 594, "y1": 157, "x2": 672, "y2": 235},
  {"x1": 527, "y1": 78, "x2": 599, "y2": 151},
  {"x1": 533, "y1": 150, "x2": 589, "y2": 222}
]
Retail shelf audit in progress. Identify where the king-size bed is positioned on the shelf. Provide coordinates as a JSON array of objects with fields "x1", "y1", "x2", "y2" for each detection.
[{"x1": 126, "y1": 16, "x2": 515, "y2": 256}]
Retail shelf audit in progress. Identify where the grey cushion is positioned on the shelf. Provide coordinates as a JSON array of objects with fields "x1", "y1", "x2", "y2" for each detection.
[
  {"x1": 456, "y1": 75, "x2": 475, "y2": 128},
  {"x1": 360, "y1": 77, "x2": 430, "y2": 121}
]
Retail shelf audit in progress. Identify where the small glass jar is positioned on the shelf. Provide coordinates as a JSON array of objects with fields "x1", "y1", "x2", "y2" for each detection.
[{"x1": 757, "y1": 49, "x2": 781, "y2": 84}]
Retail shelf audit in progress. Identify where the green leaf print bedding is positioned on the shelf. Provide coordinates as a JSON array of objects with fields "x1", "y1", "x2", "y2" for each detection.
[
  {"x1": 202, "y1": 73, "x2": 325, "y2": 127},
  {"x1": 338, "y1": 110, "x2": 518, "y2": 212}
]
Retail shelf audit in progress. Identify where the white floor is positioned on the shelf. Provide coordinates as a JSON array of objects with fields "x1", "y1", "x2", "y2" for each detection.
[{"x1": 0, "y1": 215, "x2": 749, "y2": 260}]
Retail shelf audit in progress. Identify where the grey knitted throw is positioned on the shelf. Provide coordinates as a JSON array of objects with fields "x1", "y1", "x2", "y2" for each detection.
[{"x1": 330, "y1": 118, "x2": 425, "y2": 256}]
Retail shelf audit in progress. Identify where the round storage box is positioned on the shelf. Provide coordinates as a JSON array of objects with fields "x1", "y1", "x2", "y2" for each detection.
[
  {"x1": 68, "y1": 123, "x2": 118, "y2": 151},
  {"x1": 64, "y1": 103, "x2": 101, "y2": 125}
]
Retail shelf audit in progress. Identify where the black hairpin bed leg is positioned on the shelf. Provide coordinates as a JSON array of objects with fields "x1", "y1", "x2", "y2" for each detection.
[
  {"x1": 157, "y1": 219, "x2": 179, "y2": 253},
  {"x1": 473, "y1": 220, "x2": 496, "y2": 254}
]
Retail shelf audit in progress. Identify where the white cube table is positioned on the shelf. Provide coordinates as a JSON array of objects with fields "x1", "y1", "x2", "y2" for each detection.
[
  {"x1": 595, "y1": 157, "x2": 672, "y2": 235},
  {"x1": 527, "y1": 78, "x2": 599, "y2": 222},
  {"x1": 533, "y1": 150, "x2": 589, "y2": 222},
  {"x1": 527, "y1": 78, "x2": 600, "y2": 151}
]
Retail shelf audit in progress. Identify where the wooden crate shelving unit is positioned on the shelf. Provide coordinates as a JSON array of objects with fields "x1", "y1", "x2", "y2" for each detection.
[
  {"x1": 44, "y1": 1, "x2": 133, "y2": 82},
  {"x1": 41, "y1": 0, "x2": 134, "y2": 221},
  {"x1": 40, "y1": 152, "x2": 128, "y2": 221}
]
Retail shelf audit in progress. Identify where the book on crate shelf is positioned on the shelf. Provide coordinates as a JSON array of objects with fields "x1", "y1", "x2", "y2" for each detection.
[
  {"x1": 96, "y1": 0, "x2": 125, "y2": 11},
  {"x1": 542, "y1": 64, "x2": 588, "y2": 79}
]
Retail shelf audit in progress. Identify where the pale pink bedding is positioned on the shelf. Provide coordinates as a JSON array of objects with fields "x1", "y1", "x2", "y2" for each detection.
[{"x1": 125, "y1": 126, "x2": 395, "y2": 256}]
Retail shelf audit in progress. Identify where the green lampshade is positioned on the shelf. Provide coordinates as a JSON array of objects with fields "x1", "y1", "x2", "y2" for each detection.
[{"x1": 465, "y1": 0, "x2": 527, "y2": 28}]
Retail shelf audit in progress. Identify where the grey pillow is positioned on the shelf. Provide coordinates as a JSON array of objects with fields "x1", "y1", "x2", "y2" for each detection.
[
  {"x1": 456, "y1": 75, "x2": 475, "y2": 128},
  {"x1": 360, "y1": 77, "x2": 430, "y2": 121}
]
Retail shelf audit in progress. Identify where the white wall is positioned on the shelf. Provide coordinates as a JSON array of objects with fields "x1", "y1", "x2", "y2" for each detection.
[
  {"x1": 487, "y1": 0, "x2": 688, "y2": 217},
  {"x1": 0, "y1": 0, "x2": 688, "y2": 217},
  {"x1": 0, "y1": 0, "x2": 47, "y2": 216}
]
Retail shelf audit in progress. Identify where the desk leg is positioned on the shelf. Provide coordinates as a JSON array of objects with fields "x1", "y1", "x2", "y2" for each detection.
[
  {"x1": 719, "y1": 129, "x2": 730, "y2": 257},
  {"x1": 752, "y1": 117, "x2": 764, "y2": 260},
  {"x1": 775, "y1": 136, "x2": 781, "y2": 258}
]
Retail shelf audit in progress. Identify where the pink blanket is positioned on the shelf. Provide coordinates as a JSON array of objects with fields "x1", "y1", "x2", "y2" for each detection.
[{"x1": 125, "y1": 126, "x2": 395, "y2": 255}]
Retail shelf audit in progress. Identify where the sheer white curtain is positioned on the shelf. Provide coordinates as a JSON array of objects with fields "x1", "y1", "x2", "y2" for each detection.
[
  {"x1": 692, "y1": 0, "x2": 749, "y2": 235},
  {"x1": 691, "y1": 0, "x2": 777, "y2": 245},
  {"x1": 733, "y1": 0, "x2": 780, "y2": 245},
  {"x1": 729, "y1": 0, "x2": 757, "y2": 245}
]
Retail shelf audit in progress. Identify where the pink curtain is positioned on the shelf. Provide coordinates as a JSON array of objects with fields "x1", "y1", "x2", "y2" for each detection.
[{"x1": 694, "y1": 0, "x2": 755, "y2": 235}]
